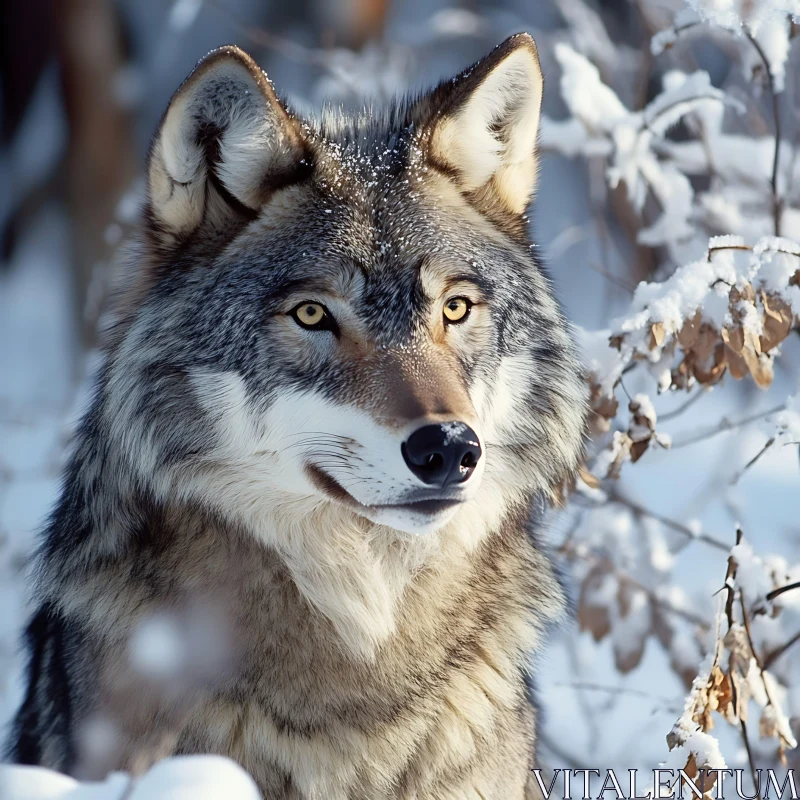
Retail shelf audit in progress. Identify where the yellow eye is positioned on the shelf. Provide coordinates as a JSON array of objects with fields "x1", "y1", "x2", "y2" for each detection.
[
  {"x1": 290, "y1": 301, "x2": 338, "y2": 334},
  {"x1": 443, "y1": 297, "x2": 471, "y2": 324},
  {"x1": 296, "y1": 303, "x2": 325, "y2": 326}
]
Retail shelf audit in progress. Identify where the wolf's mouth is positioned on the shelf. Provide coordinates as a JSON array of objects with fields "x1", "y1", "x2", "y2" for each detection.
[{"x1": 306, "y1": 465, "x2": 464, "y2": 516}]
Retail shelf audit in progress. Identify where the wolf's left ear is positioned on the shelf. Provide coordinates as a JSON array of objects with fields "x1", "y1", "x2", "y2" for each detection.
[
  {"x1": 147, "y1": 46, "x2": 307, "y2": 244},
  {"x1": 424, "y1": 33, "x2": 543, "y2": 217}
]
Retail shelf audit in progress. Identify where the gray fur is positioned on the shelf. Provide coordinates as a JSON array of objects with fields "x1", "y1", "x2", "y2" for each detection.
[{"x1": 7, "y1": 35, "x2": 587, "y2": 799}]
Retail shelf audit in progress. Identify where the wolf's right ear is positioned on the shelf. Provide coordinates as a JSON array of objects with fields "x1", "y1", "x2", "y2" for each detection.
[
  {"x1": 421, "y1": 34, "x2": 544, "y2": 219},
  {"x1": 147, "y1": 46, "x2": 308, "y2": 244}
]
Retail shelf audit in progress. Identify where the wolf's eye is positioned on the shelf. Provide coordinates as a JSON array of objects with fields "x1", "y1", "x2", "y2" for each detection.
[
  {"x1": 290, "y1": 302, "x2": 338, "y2": 334},
  {"x1": 443, "y1": 297, "x2": 472, "y2": 324}
]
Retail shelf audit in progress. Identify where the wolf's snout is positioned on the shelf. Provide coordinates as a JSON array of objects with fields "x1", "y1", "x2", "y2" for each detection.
[{"x1": 401, "y1": 423, "x2": 482, "y2": 488}]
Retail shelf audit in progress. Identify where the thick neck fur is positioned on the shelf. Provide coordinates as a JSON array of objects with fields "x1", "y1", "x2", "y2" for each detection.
[
  {"x1": 36, "y1": 384, "x2": 557, "y2": 665},
  {"x1": 29, "y1": 379, "x2": 567, "y2": 796}
]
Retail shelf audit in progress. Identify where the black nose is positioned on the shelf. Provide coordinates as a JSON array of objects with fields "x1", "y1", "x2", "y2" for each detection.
[{"x1": 401, "y1": 423, "x2": 482, "y2": 487}]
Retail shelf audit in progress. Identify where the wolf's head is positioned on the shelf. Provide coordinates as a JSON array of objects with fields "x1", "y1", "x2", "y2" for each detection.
[{"x1": 106, "y1": 35, "x2": 586, "y2": 542}]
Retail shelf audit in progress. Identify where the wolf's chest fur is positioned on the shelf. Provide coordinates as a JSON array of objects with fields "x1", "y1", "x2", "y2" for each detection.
[{"x1": 98, "y1": 505, "x2": 558, "y2": 799}]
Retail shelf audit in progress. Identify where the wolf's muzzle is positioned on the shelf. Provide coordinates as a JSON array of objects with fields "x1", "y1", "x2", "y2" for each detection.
[{"x1": 401, "y1": 423, "x2": 482, "y2": 488}]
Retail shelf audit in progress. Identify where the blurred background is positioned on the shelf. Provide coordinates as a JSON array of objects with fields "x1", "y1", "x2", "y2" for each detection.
[{"x1": 1, "y1": 0, "x2": 799, "y2": 780}]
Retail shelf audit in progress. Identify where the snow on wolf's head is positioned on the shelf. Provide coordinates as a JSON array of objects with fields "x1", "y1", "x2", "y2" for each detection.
[{"x1": 107, "y1": 36, "x2": 587, "y2": 539}]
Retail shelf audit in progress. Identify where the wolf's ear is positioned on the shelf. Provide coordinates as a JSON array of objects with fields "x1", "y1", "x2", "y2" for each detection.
[
  {"x1": 147, "y1": 46, "x2": 307, "y2": 243},
  {"x1": 424, "y1": 34, "x2": 543, "y2": 217}
]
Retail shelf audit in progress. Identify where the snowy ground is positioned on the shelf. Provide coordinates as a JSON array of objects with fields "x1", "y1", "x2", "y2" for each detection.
[{"x1": 1, "y1": 756, "x2": 261, "y2": 800}]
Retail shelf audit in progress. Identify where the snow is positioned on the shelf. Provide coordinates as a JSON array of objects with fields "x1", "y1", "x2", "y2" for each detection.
[
  {"x1": 686, "y1": 0, "x2": 797, "y2": 33},
  {"x1": 730, "y1": 539, "x2": 776, "y2": 602},
  {"x1": 128, "y1": 615, "x2": 185, "y2": 679},
  {"x1": 549, "y1": 47, "x2": 739, "y2": 252},
  {"x1": 651, "y1": 8, "x2": 702, "y2": 56},
  {"x1": 129, "y1": 757, "x2": 261, "y2": 800},
  {"x1": 772, "y1": 390, "x2": 800, "y2": 446},
  {"x1": 652, "y1": 0, "x2": 800, "y2": 92},
  {"x1": 598, "y1": 235, "x2": 800, "y2": 375},
  {"x1": 553, "y1": 44, "x2": 628, "y2": 133},
  {"x1": 0, "y1": 757, "x2": 262, "y2": 800},
  {"x1": 662, "y1": 726, "x2": 727, "y2": 776},
  {"x1": 576, "y1": 327, "x2": 625, "y2": 395}
]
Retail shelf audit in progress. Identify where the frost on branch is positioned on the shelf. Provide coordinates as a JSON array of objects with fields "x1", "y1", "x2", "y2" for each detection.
[
  {"x1": 583, "y1": 236, "x2": 800, "y2": 476},
  {"x1": 543, "y1": 45, "x2": 741, "y2": 255},
  {"x1": 664, "y1": 537, "x2": 799, "y2": 778},
  {"x1": 654, "y1": 1, "x2": 799, "y2": 92},
  {"x1": 549, "y1": 0, "x2": 800, "y2": 771},
  {"x1": 613, "y1": 236, "x2": 799, "y2": 387}
]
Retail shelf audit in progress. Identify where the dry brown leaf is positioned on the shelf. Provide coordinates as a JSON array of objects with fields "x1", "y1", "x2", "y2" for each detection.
[
  {"x1": 746, "y1": 327, "x2": 762, "y2": 355},
  {"x1": 629, "y1": 397, "x2": 656, "y2": 433},
  {"x1": 713, "y1": 670, "x2": 735, "y2": 722},
  {"x1": 652, "y1": 606, "x2": 672, "y2": 649},
  {"x1": 760, "y1": 292, "x2": 793, "y2": 351},
  {"x1": 694, "y1": 344, "x2": 726, "y2": 385},
  {"x1": 649, "y1": 322, "x2": 666, "y2": 350},
  {"x1": 605, "y1": 432, "x2": 633, "y2": 479},
  {"x1": 692, "y1": 326, "x2": 719, "y2": 362},
  {"x1": 592, "y1": 393, "x2": 619, "y2": 422},
  {"x1": 613, "y1": 585, "x2": 648, "y2": 673},
  {"x1": 721, "y1": 325, "x2": 745, "y2": 354},
  {"x1": 578, "y1": 465, "x2": 601, "y2": 489},
  {"x1": 731, "y1": 669, "x2": 749, "y2": 722},
  {"x1": 684, "y1": 753, "x2": 698, "y2": 778},
  {"x1": 578, "y1": 604, "x2": 609, "y2": 642},
  {"x1": 760, "y1": 708, "x2": 778, "y2": 740},
  {"x1": 578, "y1": 566, "x2": 613, "y2": 643},
  {"x1": 743, "y1": 350, "x2": 774, "y2": 389},
  {"x1": 724, "y1": 345, "x2": 749, "y2": 380},
  {"x1": 730, "y1": 283, "x2": 756, "y2": 305},
  {"x1": 671, "y1": 357, "x2": 693, "y2": 390},
  {"x1": 629, "y1": 438, "x2": 650, "y2": 463},
  {"x1": 694, "y1": 700, "x2": 715, "y2": 732},
  {"x1": 677, "y1": 311, "x2": 702, "y2": 349},
  {"x1": 724, "y1": 625, "x2": 755, "y2": 723},
  {"x1": 683, "y1": 753, "x2": 718, "y2": 796}
]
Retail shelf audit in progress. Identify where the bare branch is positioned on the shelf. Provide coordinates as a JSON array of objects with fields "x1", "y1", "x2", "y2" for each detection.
[
  {"x1": 658, "y1": 389, "x2": 707, "y2": 422},
  {"x1": 766, "y1": 580, "x2": 800, "y2": 602},
  {"x1": 745, "y1": 30, "x2": 782, "y2": 236},
  {"x1": 740, "y1": 719, "x2": 763, "y2": 800},
  {"x1": 553, "y1": 680, "x2": 680, "y2": 708},
  {"x1": 724, "y1": 527, "x2": 744, "y2": 625},
  {"x1": 608, "y1": 489, "x2": 730, "y2": 552},
  {"x1": 729, "y1": 437, "x2": 775, "y2": 485},
  {"x1": 763, "y1": 630, "x2": 800, "y2": 671},
  {"x1": 670, "y1": 404, "x2": 786, "y2": 449},
  {"x1": 725, "y1": 529, "x2": 762, "y2": 800}
]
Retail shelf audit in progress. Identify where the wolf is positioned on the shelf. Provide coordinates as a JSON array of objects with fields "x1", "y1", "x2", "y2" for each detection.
[{"x1": 6, "y1": 33, "x2": 587, "y2": 799}]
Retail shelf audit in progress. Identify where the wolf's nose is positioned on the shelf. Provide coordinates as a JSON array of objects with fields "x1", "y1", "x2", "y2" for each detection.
[{"x1": 401, "y1": 423, "x2": 482, "y2": 487}]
